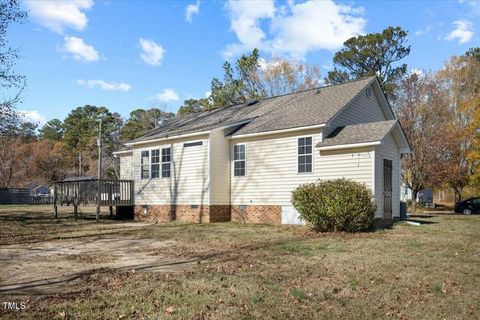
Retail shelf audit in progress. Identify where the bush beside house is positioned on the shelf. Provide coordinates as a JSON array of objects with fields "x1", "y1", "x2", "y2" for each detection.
[{"x1": 291, "y1": 179, "x2": 375, "y2": 232}]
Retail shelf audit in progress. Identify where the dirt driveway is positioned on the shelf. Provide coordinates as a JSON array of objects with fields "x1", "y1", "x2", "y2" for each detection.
[{"x1": 0, "y1": 207, "x2": 199, "y2": 296}]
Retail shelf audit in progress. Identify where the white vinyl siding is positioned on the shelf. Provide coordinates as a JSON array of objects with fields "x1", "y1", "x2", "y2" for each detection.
[
  {"x1": 325, "y1": 86, "x2": 388, "y2": 137},
  {"x1": 374, "y1": 133, "x2": 401, "y2": 218},
  {"x1": 230, "y1": 129, "x2": 374, "y2": 206},
  {"x1": 133, "y1": 136, "x2": 209, "y2": 205},
  {"x1": 119, "y1": 154, "x2": 133, "y2": 180},
  {"x1": 209, "y1": 129, "x2": 231, "y2": 205}
]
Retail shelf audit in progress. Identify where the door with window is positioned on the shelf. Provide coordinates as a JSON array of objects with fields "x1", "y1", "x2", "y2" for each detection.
[{"x1": 383, "y1": 159, "x2": 393, "y2": 219}]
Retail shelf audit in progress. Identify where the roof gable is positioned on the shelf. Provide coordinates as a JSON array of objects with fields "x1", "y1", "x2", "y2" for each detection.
[{"x1": 326, "y1": 77, "x2": 394, "y2": 129}]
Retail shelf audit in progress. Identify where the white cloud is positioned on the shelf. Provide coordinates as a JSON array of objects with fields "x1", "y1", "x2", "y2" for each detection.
[
  {"x1": 445, "y1": 20, "x2": 474, "y2": 44},
  {"x1": 77, "y1": 79, "x2": 131, "y2": 91},
  {"x1": 223, "y1": 0, "x2": 366, "y2": 59},
  {"x1": 414, "y1": 26, "x2": 432, "y2": 36},
  {"x1": 26, "y1": 0, "x2": 94, "y2": 34},
  {"x1": 185, "y1": 1, "x2": 200, "y2": 22},
  {"x1": 410, "y1": 68, "x2": 424, "y2": 77},
  {"x1": 61, "y1": 36, "x2": 99, "y2": 62},
  {"x1": 18, "y1": 110, "x2": 47, "y2": 126},
  {"x1": 204, "y1": 91, "x2": 211, "y2": 98},
  {"x1": 139, "y1": 38, "x2": 165, "y2": 66},
  {"x1": 224, "y1": 0, "x2": 276, "y2": 58},
  {"x1": 156, "y1": 89, "x2": 179, "y2": 102},
  {"x1": 258, "y1": 57, "x2": 281, "y2": 71}
]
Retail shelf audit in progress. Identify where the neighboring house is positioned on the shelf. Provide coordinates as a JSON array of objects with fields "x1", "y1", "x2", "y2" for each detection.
[
  {"x1": 401, "y1": 183, "x2": 413, "y2": 202},
  {"x1": 114, "y1": 77, "x2": 411, "y2": 225},
  {"x1": 400, "y1": 184, "x2": 433, "y2": 204},
  {"x1": 25, "y1": 182, "x2": 51, "y2": 196}
]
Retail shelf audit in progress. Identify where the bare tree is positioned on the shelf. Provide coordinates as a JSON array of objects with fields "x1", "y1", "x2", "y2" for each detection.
[
  {"x1": 393, "y1": 73, "x2": 451, "y2": 210},
  {"x1": 434, "y1": 53, "x2": 480, "y2": 200},
  {"x1": 0, "y1": 136, "x2": 23, "y2": 187},
  {"x1": 255, "y1": 58, "x2": 322, "y2": 97},
  {"x1": 0, "y1": 0, "x2": 27, "y2": 133}
]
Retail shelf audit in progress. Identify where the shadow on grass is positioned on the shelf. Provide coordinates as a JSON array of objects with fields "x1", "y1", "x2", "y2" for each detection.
[{"x1": 408, "y1": 214, "x2": 436, "y2": 219}]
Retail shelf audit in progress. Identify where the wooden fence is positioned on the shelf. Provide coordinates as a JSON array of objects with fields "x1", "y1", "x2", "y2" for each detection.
[{"x1": 30, "y1": 195, "x2": 54, "y2": 205}]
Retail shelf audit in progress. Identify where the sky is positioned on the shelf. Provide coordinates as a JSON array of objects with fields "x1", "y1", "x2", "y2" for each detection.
[{"x1": 7, "y1": 0, "x2": 480, "y2": 127}]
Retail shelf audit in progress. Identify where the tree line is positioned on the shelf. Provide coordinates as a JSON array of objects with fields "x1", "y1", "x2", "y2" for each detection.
[{"x1": 0, "y1": 1, "x2": 478, "y2": 202}]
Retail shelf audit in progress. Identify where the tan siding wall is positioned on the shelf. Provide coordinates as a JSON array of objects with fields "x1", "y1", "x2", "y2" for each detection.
[
  {"x1": 230, "y1": 129, "x2": 374, "y2": 206},
  {"x1": 209, "y1": 129, "x2": 231, "y2": 205},
  {"x1": 326, "y1": 86, "x2": 387, "y2": 136},
  {"x1": 374, "y1": 134, "x2": 401, "y2": 218},
  {"x1": 119, "y1": 154, "x2": 133, "y2": 180},
  {"x1": 133, "y1": 135, "x2": 209, "y2": 205}
]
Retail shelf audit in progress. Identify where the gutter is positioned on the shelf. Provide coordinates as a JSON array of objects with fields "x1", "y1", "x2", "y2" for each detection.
[
  {"x1": 112, "y1": 149, "x2": 133, "y2": 156},
  {"x1": 317, "y1": 141, "x2": 381, "y2": 151}
]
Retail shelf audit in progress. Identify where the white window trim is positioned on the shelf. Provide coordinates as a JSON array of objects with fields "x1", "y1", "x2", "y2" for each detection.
[
  {"x1": 141, "y1": 150, "x2": 150, "y2": 179},
  {"x1": 150, "y1": 149, "x2": 160, "y2": 179},
  {"x1": 297, "y1": 135, "x2": 314, "y2": 174},
  {"x1": 161, "y1": 147, "x2": 172, "y2": 178},
  {"x1": 233, "y1": 143, "x2": 247, "y2": 177}
]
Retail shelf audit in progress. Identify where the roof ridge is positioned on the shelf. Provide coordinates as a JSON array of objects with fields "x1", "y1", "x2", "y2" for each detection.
[
  {"x1": 174, "y1": 76, "x2": 377, "y2": 117},
  {"x1": 127, "y1": 76, "x2": 379, "y2": 145}
]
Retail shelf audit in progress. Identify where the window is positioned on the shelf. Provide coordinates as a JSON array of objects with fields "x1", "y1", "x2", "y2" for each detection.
[
  {"x1": 233, "y1": 144, "x2": 246, "y2": 176},
  {"x1": 161, "y1": 147, "x2": 171, "y2": 178},
  {"x1": 298, "y1": 137, "x2": 312, "y2": 173},
  {"x1": 141, "y1": 150, "x2": 150, "y2": 179},
  {"x1": 184, "y1": 141, "x2": 203, "y2": 147},
  {"x1": 151, "y1": 149, "x2": 160, "y2": 178}
]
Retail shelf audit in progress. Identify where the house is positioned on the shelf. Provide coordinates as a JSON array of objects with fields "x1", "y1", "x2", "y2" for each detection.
[
  {"x1": 401, "y1": 184, "x2": 433, "y2": 204},
  {"x1": 25, "y1": 182, "x2": 51, "y2": 196},
  {"x1": 114, "y1": 76, "x2": 411, "y2": 225}
]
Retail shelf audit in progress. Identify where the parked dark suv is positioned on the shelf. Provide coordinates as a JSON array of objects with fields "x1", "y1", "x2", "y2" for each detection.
[{"x1": 454, "y1": 197, "x2": 480, "y2": 215}]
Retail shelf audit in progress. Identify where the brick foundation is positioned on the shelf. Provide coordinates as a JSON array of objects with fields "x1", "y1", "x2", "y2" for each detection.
[
  {"x1": 231, "y1": 205, "x2": 281, "y2": 224},
  {"x1": 208, "y1": 205, "x2": 232, "y2": 222},
  {"x1": 134, "y1": 205, "x2": 231, "y2": 223},
  {"x1": 135, "y1": 205, "x2": 174, "y2": 223}
]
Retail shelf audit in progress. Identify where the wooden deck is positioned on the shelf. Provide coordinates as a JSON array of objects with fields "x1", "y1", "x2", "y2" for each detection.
[{"x1": 53, "y1": 178, "x2": 134, "y2": 221}]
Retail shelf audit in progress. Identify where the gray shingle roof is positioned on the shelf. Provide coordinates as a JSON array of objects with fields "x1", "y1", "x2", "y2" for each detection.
[
  {"x1": 128, "y1": 76, "x2": 376, "y2": 144},
  {"x1": 316, "y1": 120, "x2": 397, "y2": 148}
]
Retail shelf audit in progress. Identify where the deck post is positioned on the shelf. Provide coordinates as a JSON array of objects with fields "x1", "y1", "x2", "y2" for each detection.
[
  {"x1": 96, "y1": 179, "x2": 101, "y2": 222},
  {"x1": 54, "y1": 205, "x2": 58, "y2": 219},
  {"x1": 74, "y1": 205, "x2": 78, "y2": 221},
  {"x1": 109, "y1": 206, "x2": 113, "y2": 217}
]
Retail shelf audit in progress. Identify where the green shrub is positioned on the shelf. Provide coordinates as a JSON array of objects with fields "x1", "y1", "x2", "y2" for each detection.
[{"x1": 291, "y1": 179, "x2": 375, "y2": 232}]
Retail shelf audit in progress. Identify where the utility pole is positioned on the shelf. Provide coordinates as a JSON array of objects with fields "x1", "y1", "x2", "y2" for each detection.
[
  {"x1": 78, "y1": 151, "x2": 82, "y2": 176},
  {"x1": 96, "y1": 119, "x2": 102, "y2": 222}
]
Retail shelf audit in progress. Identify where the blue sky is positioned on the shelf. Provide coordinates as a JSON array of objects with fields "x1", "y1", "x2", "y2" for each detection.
[{"x1": 8, "y1": 0, "x2": 480, "y2": 126}]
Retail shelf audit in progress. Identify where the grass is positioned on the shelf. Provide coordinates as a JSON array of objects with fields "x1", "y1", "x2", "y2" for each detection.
[{"x1": 1, "y1": 205, "x2": 480, "y2": 319}]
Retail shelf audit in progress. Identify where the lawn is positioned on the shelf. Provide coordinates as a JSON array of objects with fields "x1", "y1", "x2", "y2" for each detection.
[{"x1": 0, "y1": 205, "x2": 479, "y2": 319}]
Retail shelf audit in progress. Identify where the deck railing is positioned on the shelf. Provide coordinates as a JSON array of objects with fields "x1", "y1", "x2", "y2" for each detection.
[{"x1": 53, "y1": 179, "x2": 134, "y2": 207}]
